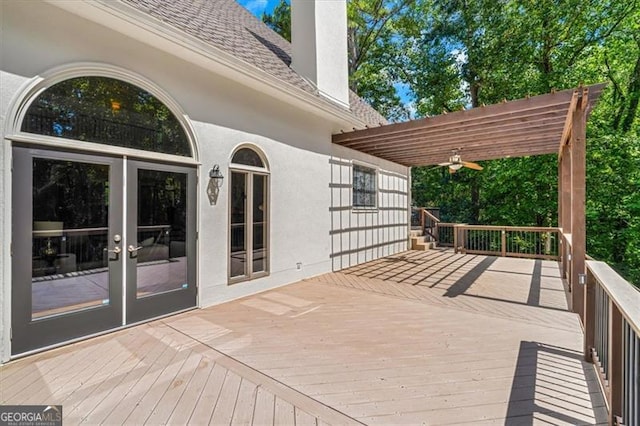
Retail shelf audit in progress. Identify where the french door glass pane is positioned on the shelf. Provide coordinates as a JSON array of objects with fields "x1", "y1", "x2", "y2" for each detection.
[
  {"x1": 31, "y1": 159, "x2": 110, "y2": 319},
  {"x1": 136, "y1": 170, "x2": 188, "y2": 298},
  {"x1": 252, "y1": 174, "x2": 267, "y2": 273},
  {"x1": 230, "y1": 172, "x2": 247, "y2": 278}
]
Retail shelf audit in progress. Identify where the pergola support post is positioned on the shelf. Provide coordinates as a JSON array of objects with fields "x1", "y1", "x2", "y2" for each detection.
[
  {"x1": 570, "y1": 90, "x2": 588, "y2": 322},
  {"x1": 560, "y1": 144, "x2": 572, "y2": 282}
]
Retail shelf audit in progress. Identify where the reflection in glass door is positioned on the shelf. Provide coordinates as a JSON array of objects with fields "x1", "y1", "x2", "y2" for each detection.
[
  {"x1": 135, "y1": 170, "x2": 187, "y2": 297},
  {"x1": 252, "y1": 174, "x2": 267, "y2": 274},
  {"x1": 126, "y1": 161, "x2": 196, "y2": 323},
  {"x1": 31, "y1": 159, "x2": 112, "y2": 318},
  {"x1": 230, "y1": 172, "x2": 248, "y2": 278},
  {"x1": 229, "y1": 170, "x2": 268, "y2": 282},
  {"x1": 12, "y1": 148, "x2": 123, "y2": 355}
]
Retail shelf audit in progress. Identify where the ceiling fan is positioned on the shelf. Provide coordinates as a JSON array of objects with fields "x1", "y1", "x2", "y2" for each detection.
[{"x1": 436, "y1": 150, "x2": 483, "y2": 173}]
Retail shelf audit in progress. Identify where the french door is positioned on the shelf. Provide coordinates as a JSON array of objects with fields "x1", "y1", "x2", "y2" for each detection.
[{"x1": 11, "y1": 147, "x2": 196, "y2": 355}]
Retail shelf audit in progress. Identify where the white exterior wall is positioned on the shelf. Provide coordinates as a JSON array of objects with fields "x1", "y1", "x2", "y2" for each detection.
[
  {"x1": 0, "y1": 1, "x2": 409, "y2": 360},
  {"x1": 330, "y1": 145, "x2": 410, "y2": 270}
]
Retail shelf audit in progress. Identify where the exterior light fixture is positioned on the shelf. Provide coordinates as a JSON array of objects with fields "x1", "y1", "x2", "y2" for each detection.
[
  {"x1": 209, "y1": 164, "x2": 224, "y2": 187},
  {"x1": 449, "y1": 163, "x2": 464, "y2": 171}
]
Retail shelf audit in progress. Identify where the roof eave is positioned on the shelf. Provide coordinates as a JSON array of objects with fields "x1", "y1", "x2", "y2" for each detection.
[{"x1": 43, "y1": 0, "x2": 369, "y2": 131}]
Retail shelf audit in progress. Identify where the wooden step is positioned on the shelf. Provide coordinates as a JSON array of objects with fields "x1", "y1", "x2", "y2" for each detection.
[{"x1": 410, "y1": 236, "x2": 436, "y2": 251}]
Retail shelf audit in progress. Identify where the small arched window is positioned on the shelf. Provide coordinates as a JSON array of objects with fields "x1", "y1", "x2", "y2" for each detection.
[{"x1": 21, "y1": 76, "x2": 191, "y2": 157}]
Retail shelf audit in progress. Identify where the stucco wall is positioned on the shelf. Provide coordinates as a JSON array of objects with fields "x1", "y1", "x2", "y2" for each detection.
[
  {"x1": 0, "y1": 1, "x2": 409, "y2": 360},
  {"x1": 330, "y1": 145, "x2": 410, "y2": 270}
]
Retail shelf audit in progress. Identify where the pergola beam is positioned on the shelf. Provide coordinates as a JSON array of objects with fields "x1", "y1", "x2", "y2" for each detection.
[{"x1": 558, "y1": 90, "x2": 579, "y2": 155}]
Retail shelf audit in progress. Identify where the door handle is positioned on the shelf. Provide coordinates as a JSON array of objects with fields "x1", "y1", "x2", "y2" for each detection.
[
  {"x1": 128, "y1": 245, "x2": 143, "y2": 257},
  {"x1": 104, "y1": 246, "x2": 121, "y2": 260}
]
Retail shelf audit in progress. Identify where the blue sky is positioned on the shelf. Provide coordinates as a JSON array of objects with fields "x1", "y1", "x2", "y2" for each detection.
[{"x1": 238, "y1": 0, "x2": 281, "y2": 17}]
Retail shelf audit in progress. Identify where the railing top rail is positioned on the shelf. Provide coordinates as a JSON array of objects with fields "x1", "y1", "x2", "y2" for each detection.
[
  {"x1": 587, "y1": 260, "x2": 640, "y2": 336},
  {"x1": 438, "y1": 222, "x2": 464, "y2": 226},
  {"x1": 422, "y1": 209, "x2": 441, "y2": 223},
  {"x1": 451, "y1": 224, "x2": 560, "y2": 232}
]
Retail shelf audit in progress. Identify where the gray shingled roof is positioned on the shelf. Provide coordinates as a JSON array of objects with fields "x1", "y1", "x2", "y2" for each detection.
[{"x1": 120, "y1": 0, "x2": 387, "y2": 126}]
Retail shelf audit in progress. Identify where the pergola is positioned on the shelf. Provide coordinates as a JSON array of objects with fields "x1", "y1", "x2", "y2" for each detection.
[{"x1": 333, "y1": 83, "x2": 606, "y2": 316}]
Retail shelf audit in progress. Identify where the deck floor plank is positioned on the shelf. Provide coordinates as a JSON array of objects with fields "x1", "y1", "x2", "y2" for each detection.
[
  {"x1": 165, "y1": 357, "x2": 216, "y2": 425},
  {"x1": 230, "y1": 378, "x2": 259, "y2": 425},
  {"x1": 274, "y1": 396, "x2": 296, "y2": 425},
  {"x1": 187, "y1": 363, "x2": 228, "y2": 424},
  {"x1": 210, "y1": 371, "x2": 242, "y2": 425},
  {"x1": 252, "y1": 386, "x2": 275, "y2": 426}
]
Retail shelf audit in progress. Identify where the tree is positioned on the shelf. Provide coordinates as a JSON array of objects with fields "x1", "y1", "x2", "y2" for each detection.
[{"x1": 262, "y1": 0, "x2": 291, "y2": 42}]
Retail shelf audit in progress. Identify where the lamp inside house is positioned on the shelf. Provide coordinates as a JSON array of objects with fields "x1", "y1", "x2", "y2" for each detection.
[
  {"x1": 209, "y1": 164, "x2": 224, "y2": 188},
  {"x1": 33, "y1": 221, "x2": 64, "y2": 266}
]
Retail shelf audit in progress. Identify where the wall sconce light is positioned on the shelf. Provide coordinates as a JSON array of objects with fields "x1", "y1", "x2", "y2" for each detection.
[{"x1": 209, "y1": 164, "x2": 224, "y2": 187}]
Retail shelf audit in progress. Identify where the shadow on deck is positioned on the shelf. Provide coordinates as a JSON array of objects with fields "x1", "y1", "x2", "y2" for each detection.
[{"x1": 0, "y1": 250, "x2": 606, "y2": 425}]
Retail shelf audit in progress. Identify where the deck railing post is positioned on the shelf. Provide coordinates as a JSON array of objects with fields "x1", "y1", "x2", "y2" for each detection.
[
  {"x1": 501, "y1": 229, "x2": 506, "y2": 257},
  {"x1": 560, "y1": 236, "x2": 567, "y2": 278},
  {"x1": 584, "y1": 267, "x2": 596, "y2": 362},
  {"x1": 609, "y1": 303, "x2": 624, "y2": 424},
  {"x1": 453, "y1": 225, "x2": 458, "y2": 253}
]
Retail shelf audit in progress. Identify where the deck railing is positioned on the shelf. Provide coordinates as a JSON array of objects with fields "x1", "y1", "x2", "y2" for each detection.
[
  {"x1": 410, "y1": 212, "x2": 561, "y2": 261},
  {"x1": 436, "y1": 223, "x2": 457, "y2": 247},
  {"x1": 453, "y1": 225, "x2": 560, "y2": 260},
  {"x1": 585, "y1": 261, "x2": 640, "y2": 425}
]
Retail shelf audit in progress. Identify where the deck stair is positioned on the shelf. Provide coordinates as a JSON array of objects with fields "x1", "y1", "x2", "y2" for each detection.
[
  {"x1": 410, "y1": 229, "x2": 436, "y2": 250},
  {"x1": 410, "y1": 207, "x2": 440, "y2": 250}
]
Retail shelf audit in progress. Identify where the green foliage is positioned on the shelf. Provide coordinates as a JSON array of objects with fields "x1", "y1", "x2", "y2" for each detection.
[{"x1": 262, "y1": 0, "x2": 291, "y2": 41}]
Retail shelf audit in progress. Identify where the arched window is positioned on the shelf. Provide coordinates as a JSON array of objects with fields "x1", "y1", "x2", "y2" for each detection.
[
  {"x1": 229, "y1": 147, "x2": 269, "y2": 282},
  {"x1": 21, "y1": 76, "x2": 191, "y2": 157}
]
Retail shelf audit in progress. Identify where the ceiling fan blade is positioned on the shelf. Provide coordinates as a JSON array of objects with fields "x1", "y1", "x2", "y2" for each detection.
[
  {"x1": 462, "y1": 161, "x2": 483, "y2": 171},
  {"x1": 449, "y1": 167, "x2": 457, "y2": 174},
  {"x1": 438, "y1": 162, "x2": 453, "y2": 167}
]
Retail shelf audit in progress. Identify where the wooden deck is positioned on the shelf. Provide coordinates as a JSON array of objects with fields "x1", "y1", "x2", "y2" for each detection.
[{"x1": 0, "y1": 250, "x2": 606, "y2": 425}]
